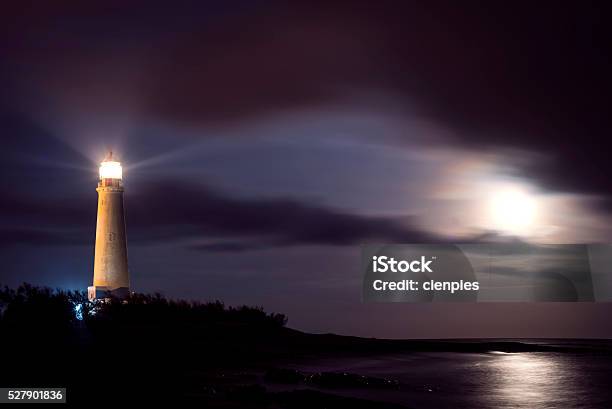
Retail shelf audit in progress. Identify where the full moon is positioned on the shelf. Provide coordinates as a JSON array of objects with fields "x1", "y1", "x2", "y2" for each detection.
[{"x1": 487, "y1": 187, "x2": 537, "y2": 235}]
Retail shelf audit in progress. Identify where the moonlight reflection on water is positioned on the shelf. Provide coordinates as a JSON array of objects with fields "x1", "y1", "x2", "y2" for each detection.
[
  {"x1": 486, "y1": 353, "x2": 574, "y2": 408},
  {"x1": 286, "y1": 347, "x2": 612, "y2": 409}
]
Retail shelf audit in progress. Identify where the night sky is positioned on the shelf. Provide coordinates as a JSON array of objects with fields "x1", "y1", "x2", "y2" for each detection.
[{"x1": 2, "y1": 1, "x2": 612, "y2": 338}]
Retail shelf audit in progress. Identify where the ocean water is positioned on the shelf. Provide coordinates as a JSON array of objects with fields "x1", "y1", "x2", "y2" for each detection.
[{"x1": 285, "y1": 340, "x2": 612, "y2": 409}]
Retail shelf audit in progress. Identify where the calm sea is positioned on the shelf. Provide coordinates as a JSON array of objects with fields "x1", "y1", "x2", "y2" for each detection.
[{"x1": 284, "y1": 340, "x2": 612, "y2": 409}]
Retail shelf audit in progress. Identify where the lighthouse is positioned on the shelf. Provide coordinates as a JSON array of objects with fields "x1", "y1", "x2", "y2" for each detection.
[{"x1": 88, "y1": 152, "x2": 130, "y2": 300}]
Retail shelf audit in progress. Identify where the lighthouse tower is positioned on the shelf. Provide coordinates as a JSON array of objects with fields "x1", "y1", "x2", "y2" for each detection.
[{"x1": 88, "y1": 152, "x2": 130, "y2": 300}]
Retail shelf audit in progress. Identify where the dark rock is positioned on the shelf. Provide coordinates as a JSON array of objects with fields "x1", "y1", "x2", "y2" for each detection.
[
  {"x1": 274, "y1": 389, "x2": 408, "y2": 409},
  {"x1": 307, "y1": 372, "x2": 400, "y2": 390},
  {"x1": 225, "y1": 384, "x2": 269, "y2": 404},
  {"x1": 264, "y1": 367, "x2": 306, "y2": 384}
]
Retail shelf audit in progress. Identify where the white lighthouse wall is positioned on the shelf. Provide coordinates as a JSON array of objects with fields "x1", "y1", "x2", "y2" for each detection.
[{"x1": 93, "y1": 188, "x2": 130, "y2": 290}]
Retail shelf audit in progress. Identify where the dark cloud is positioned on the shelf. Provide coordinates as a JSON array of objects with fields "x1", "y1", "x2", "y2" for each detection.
[
  {"x1": 0, "y1": 178, "x2": 436, "y2": 249},
  {"x1": 128, "y1": 181, "x2": 433, "y2": 245},
  {"x1": 189, "y1": 241, "x2": 271, "y2": 253},
  {"x1": 0, "y1": 228, "x2": 85, "y2": 247},
  {"x1": 2, "y1": 2, "x2": 612, "y2": 202}
]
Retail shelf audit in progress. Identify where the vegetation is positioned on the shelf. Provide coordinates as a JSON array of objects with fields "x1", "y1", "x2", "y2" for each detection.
[
  {"x1": 0, "y1": 283, "x2": 293, "y2": 405},
  {"x1": 0, "y1": 283, "x2": 287, "y2": 332},
  {"x1": 0, "y1": 283, "x2": 79, "y2": 332}
]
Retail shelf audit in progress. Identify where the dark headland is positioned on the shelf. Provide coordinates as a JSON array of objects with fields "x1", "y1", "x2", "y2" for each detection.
[{"x1": 1, "y1": 284, "x2": 608, "y2": 407}]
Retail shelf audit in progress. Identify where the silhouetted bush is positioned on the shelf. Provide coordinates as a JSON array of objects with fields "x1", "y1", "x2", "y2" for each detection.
[
  {"x1": 0, "y1": 283, "x2": 287, "y2": 333},
  {"x1": 0, "y1": 284, "x2": 78, "y2": 334},
  {"x1": 0, "y1": 283, "x2": 295, "y2": 404}
]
